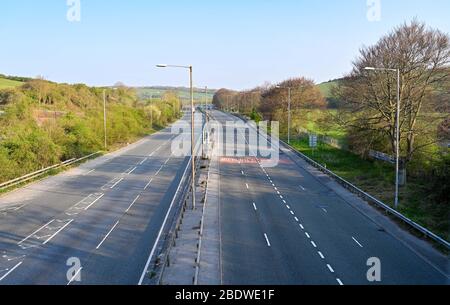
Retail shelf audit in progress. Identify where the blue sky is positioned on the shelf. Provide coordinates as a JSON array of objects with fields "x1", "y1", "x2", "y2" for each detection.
[{"x1": 0, "y1": 0, "x2": 449, "y2": 89}]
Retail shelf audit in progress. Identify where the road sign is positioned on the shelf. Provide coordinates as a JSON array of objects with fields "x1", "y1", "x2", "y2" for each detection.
[{"x1": 309, "y1": 135, "x2": 318, "y2": 148}]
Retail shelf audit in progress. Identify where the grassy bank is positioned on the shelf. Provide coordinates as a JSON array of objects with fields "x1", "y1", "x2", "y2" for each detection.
[
  {"x1": 0, "y1": 77, "x2": 23, "y2": 89},
  {"x1": 290, "y1": 138, "x2": 449, "y2": 241},
  {"x1": 0, "y1": 80, "x2": 181, "y2": 184}
]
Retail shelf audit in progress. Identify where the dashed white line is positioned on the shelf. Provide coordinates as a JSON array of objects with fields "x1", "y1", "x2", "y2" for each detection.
[
  {"x1": 0, "y1": 261, "x2": 23, "y2": 282},
  {"x1": 126, "y1": 195, "x2": 140, "y2": 213},
  {"x1": 299, "y1": 185, "x2": 306, "y2": 191},
  {"x1": 336, "y1": 278, "x2": 344, "y2": 286},
  {"x1": 96, "y1": 221, "x2": 120, "y2": 249},
  {"x1": 311, "y1": 241, "x2": 317, "y2": 248},
  {"x1": 290, "y1": 211, "x2": 295, "y2": 215},
  {"x1": 294, "y1": 217, "x2": 299, "y2": 222},
  {"x1": 286, "y1": 205, "x2": 291, "y2": 210},
  {"x1": 139, "y1": 158, "x2": 148, "y2": 165},
  {"x1": 43, "y1": 219, "x2": 74, "y2": 245},
  {"x1": 84, "y1": 169, "x2": 96, "y2": 176},
  {"x1": 279, "y1": 195, "x2": 283, "y2": 199},
  {"x1": 144, "y1": 178, "x2": 153, "y2": 190},
  {"x1": 127, "y1": 167, "x2": 137, "y2": 175},
  {"x1": 110, "y1": 178, "x2": 124, "y2": 189},
  {"x1": 264, "y1": 234, "x2": 271, "y2": 247},
  {"x1": 327, "y1": 264, "x2": 335, "y2": 273},
  {"x1": 352, "y1": 237, "x2": 364, "y2": 248},
  {"x1": 282, "y1": 200, "x2": 287, "y2": 204},
  {"x1": 318, "y1": 251, "x2": 325, "y2": 259},
  {"x1": 246, "y1": 183, "x2": 249, "y2": 189},
  {"x1": 299, "y1": 224, "x2": 305, "y2": 230},
  {"x1": 84, "y1": 194, "x2": 105, "y2": 210},
  {"x1": 305, "y1": 232, "x2": 311, "y2": 239},
  {"x1": 241, "y1": 171, "x2": 245, "y2": 175},
  {"x1": 253, "y1": 203, "x2": 257, "y2": 211},
  {"x1": 67, "y1": 267, "x2": 82, "y2": 286}
]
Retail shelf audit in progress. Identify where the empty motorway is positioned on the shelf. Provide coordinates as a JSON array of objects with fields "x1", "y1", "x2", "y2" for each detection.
[
  {"x1": 0, "y1": 112, "x2": 202, "y2": 285},
  {"x1": 212, "y1": 110, "x2": 449, "y2": 285}
]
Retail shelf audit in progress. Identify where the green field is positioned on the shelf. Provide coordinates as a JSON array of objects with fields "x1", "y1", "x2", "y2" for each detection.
[
  {"x1": 317, "y1": 80, "x2": 339, "y2": 99},
  {"x1": 0, "y1": 77, "x2": 23, "y2": 89},
  {"x1": 136, "y1": 87, "x2": 215, "y2": 104}
]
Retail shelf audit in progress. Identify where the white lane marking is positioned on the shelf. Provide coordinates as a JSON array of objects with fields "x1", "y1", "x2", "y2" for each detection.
[
  {"x1": 43, "y1": 220, "x2": 74, "y2": 245},
  {"x1": 264, "y1": 234, "x2": 271, "y2": 247},
  {"x1": 336, "y1": 278, "x2": 344, "y2": 286},
  {"x1": 139, "y1": 158, "x2": 148, "y2": 165},
  {"x1": 318, "y1": 251, "x2": 325, "y2": 259},
  {"x1": 274, "y1": 187, "x2": 278, "y2": 191},
  {"x1": 164, "y1": 157, "x2": 171, "y2": 165},
  {"x1": 84, "y1": 169, "x2": 96, "y2": 176},
  {"x1": 322, "y1": 208, "x2": 328, "y2": 213},
  {"x1": 126, "y1": 195, "x2": 141, "y2": 213},
  {"x1": 144, "y1": 178, "x2": 153, "y2": 190},
  {"x1": 84, "y1": 194, "x2": 105, "y2": 211},
  {"x1": 96, "y1": 221, "x2": 120, "y2": 249},
  {"x1": 246, "y1": 183, "x2": 249, "y2": 189},
  {"x1": 283, "y1": 200, "x2": 287, "y2": 204},
  {"x1": 67, "y1": 267, "x2": 82, "y2": 286},
  {"x1": 294, "y1": 217, "x2": 299, "y2": 222},
  {"x1": 299, "y1": 185, "x2": 306, "y2": 191},
  {"x1": 305, "y1": 232, "x2": 311, "y2": 239},
  {"x1": 0, "y1": 261, "x2": 23, "y2": 282},
  {"x1": 311, "y1": 241, "x2": 317, "y2": 248},
  {"x1": 327, "y1": 264, "x2": 335, "y2": 273},
  {"x1": 127, "y1": 167, "x2": 137, "y2": 175},
  {"x1": 253, "y1": 203, "x2": 257, "y2": 211},
  {"x1": 18, "y1": 219, "x2": 55, "y2": 245},
  {"x1": 290, "y1": 211, "x2": 295, "y2": 215},
  {"x1": 280, "y1": 195, "x2": 283, "y2": 199},
  {"x1": 110, "y1": 178, "x2": 124, "y2": 189},
  {"x1": 299, "y1": 224, "x2": 305, "y2": 230},
  {"x1": 286, "y1": 205, "x2": 291, "y2": 210},
  {"x1": 241, "y1": 171, "x2": 245, "y2": 175},
  {"x1": 352, "y1": 237, "x2": 364, "y2": 248},
  {"x1": 277, "y1": 191, "x2": 280, "y2": 195}
]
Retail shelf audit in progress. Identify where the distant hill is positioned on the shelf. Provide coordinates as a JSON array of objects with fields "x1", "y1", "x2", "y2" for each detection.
[
  {"x1": 0, "y1": 77, "x2": 24, "y2": 90},
  {"x1": 136, "y1": 86, "x2": 216, "y2": 103},
  {"x1": 317, "y1": 79, "x2": 342, "y2": 108}
]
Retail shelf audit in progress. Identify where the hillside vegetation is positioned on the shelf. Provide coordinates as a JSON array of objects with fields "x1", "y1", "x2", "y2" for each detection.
[
  {"x1": 0, "y1": 80, "x2": 181, "y2": 184},
  {"x1": 0, "y1": 77, "x2": 23, "y2": 90}
]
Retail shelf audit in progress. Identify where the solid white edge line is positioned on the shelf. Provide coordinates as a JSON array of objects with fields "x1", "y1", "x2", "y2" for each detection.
[
  {"x1": 0, "y1": 261, "x2": 23, "y2": 282},
  {"x1": 128, "y1": 167, "x2": 137, "y2": 175},
  {"x1": 96, "y1": 221, "x2": 120, "y2": 249},
  {"x1": 43, "y1": 219, "x2": 74, "y2": 245},
  {"x1": 138, "y1": 157, "x2": 192, "y2": 285},
  {"x1": 144, "y1": 178, "x2": 153, "y2": 190}
]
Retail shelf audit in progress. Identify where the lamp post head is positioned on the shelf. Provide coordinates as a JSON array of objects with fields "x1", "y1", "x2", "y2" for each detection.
[
  {"x1": 364, "y1": 67, "x2": 376, "y2": 70},
  {"x1": 156, "y1": 64, "x2": 168, "y2": 68}
]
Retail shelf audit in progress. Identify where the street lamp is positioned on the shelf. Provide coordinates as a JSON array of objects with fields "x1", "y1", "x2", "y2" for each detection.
[
  {"x1": 156, "y1": 64, "x2": 196, "y2": 210},
  {"x1": 365, "y1": 66, "x2": 401, "y2": 209},
  {"x1": 276, "y1": 85, "x2": 292, "y2": 144}
]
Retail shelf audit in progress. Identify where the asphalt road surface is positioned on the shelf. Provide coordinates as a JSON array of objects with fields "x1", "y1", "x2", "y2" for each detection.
[
  {"x1": 0, "y1": 112, "x2": 201, "y2": 285},
  {"x1": 212, "y1": 110, "x2": 448, "y2": 285}
]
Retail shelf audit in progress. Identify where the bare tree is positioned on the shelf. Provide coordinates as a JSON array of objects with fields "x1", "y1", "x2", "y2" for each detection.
[{"x1": 336, "y1": 20, "x2": 449, "y2": 162}]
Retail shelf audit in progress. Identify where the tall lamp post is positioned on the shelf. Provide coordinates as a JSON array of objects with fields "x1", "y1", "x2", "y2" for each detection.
[
  {"x1": 156, "y1": 64, "x2": 196, "y2": 209},
  {"x1": 103, "y1": 89, "x2": 107, "y2": 151},
  {"x1": 365, "y1": 66, "x2": 401, "y2": 209}
]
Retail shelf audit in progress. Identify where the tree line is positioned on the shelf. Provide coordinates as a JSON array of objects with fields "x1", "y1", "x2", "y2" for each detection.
[{"x1": 0, "y1": 80, "x2": 181, "y2": 183}]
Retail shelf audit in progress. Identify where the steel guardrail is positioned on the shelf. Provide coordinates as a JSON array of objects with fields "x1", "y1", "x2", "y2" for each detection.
[
  {"x1": 227, "y1": 111, "x2": 450, "y2": 250},
  {"x1": 0, "y1": 152, "x2": 101, "y2": 191}
]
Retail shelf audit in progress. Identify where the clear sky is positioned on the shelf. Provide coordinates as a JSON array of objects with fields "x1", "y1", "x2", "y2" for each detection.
[{"x1": 0, "y1": 0, "x2": 449, "y2": 90}]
